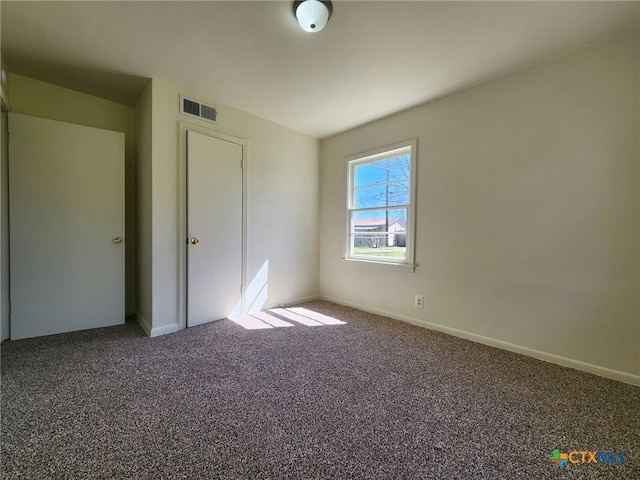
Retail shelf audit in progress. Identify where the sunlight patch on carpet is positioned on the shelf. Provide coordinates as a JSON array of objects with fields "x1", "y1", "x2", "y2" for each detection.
[
  {"x1": 287, "y1": 307, "x2": 346, "y2": 325},
  {"x1": 251, "y1": 311, "x2": 294, "y2": 327},
  {"x1": 229, "y1": 314, "x2": 274, "y2": 330},
  {"x1": 230, "y1": 307, "x2": 346, "y2": 330},
  {"x1": 269, "y1": 308, "x2": 324, "y2": 326}
]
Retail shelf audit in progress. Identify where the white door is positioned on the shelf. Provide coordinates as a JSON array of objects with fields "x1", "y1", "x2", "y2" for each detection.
[
  {"x1": 187, "y1": 130, "x2": 243, "y2": 327},
  {"x1": 9, "y1": 113, "x2": 125, "y2": 339}
]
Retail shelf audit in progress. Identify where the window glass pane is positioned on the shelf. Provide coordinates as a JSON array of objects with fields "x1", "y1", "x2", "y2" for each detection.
[
  {"x1": 354, "y1": 185, "x2": 385, "y2": 209},
  {"x1": 351, "y1": 208, "x2": 407, "y2": 259},
  {"x1": 352, "y1": 209, "x2": 385, "y2": 227},
  {"x1": 354, "y1": 160, "x2": 386, "y2": 187},
  {"x1": 389, "y1": 181, "x2": 409, "y2": 206},
  {"x1": 354, "y1": 155, "x2": 410, "y2": 188},
  {"x1": 352, "y1": 209, "x2": 407, "y2": 231},
  {"x1": 354, "y1": 182, "x2": 410, "y2": 208},
  {"x1": 388, "y1": 155, "x2": 411, "y2": 182}
]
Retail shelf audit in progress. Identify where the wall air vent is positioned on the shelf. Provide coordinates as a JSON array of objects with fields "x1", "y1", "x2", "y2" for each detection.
[{"x1": 180, "y1": 95, "x2": 219, "y2": 124}]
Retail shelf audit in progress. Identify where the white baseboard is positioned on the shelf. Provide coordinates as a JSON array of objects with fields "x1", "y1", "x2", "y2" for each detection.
[
  {"x1": 273, "y1": 294, "x2": 320, "y2": 308},
  {"x1": 247, "y1": 295, "x2": 321, "y2": 313},
  {"x1": 150, "y1": 323, "x2": 181, "y2": 337},
  {"x1": 136, "y1": 295, "x2": 320, "y2": 337},
  {"x1": 136, "y1": 311, "x2": 184, "y2": 337},
  {"x1": 319, "y1": 295, "x2": 640, "y2": 387},
  {"x1": 135, "y1": 312, "x2": 151, "y2": 336}
]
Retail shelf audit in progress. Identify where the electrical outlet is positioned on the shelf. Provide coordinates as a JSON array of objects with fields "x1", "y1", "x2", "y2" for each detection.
[{"x1": 415, "y1": 295, "x2": 424, "y2": 309}]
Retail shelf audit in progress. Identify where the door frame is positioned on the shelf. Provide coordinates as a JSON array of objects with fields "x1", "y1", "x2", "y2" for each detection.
[{"x1": 178, "y1": 122, "x2": 247, "y2": 330}]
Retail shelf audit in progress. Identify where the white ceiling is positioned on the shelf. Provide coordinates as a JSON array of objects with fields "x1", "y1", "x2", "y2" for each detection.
[{"x1": 2, "y1": 1, "x2": 639, "y2": 139}]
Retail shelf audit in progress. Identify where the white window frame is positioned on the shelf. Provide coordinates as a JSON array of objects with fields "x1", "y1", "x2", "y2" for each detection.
[{"x1": 345, "y1": 138, "x2": 417, "y2": 271}]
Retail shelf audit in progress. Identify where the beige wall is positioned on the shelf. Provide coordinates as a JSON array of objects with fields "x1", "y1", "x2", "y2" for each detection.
[
  {"x1": 1, "y1": 57, "x2": 9, "y2": 108},
  {"x1": 1, "y1": 56, "x2": 8, "y2": 342},
  {"x1": 135, "y1": 81, "x2": 153, "y2": 328},
  {"x1": 7, "y1": 74, "x2": 137, "y2": 315},
  {"x1": 1, "y1": 111, "x2": 8, "y2": 342},
  {"x1": 143, "y1": 79, "x2": 320, "y2": 334},
  {"x1": 319, "y1": 32, "x2": 640, "y2": 383}
]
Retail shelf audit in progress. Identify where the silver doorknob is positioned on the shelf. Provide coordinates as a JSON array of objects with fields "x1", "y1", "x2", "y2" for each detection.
[
  {"x1": 191, "y1": 237, "x2": 200, "y2": 245},
  {"x1": 113, "y1": 236, "x2": 123, "y2": 244}
]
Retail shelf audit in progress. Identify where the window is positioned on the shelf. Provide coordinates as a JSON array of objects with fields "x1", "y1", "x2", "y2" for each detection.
[{"x1": 346, "y1": 139, "x2": 417, "y2": 267}]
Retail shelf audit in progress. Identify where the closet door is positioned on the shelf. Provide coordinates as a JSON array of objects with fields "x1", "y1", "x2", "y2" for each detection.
[
  {"x1": 9, "y1": 113, "x2": 125, "y2": 339},
  {"x1": 187, "y1": 129, "x2": 243, "y2": 327}
]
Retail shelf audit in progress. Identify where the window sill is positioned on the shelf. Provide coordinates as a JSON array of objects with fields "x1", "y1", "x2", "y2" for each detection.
[{"x1": 343, "y1": 257, "x2": 416, "y2": 273}]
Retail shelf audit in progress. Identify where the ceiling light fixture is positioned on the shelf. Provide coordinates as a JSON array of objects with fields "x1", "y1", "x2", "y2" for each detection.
[{"x1": 294, "y1": 0, "x2": 332, "y2": 33}]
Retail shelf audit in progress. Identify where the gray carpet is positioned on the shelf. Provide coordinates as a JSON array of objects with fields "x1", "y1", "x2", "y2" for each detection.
[{"x1": 1, "y1": 300, "x2": 639, "y2": 479}]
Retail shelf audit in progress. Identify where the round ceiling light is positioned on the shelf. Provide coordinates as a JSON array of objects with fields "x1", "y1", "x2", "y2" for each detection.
[{"x1": 294, "y1": 0, "x2": 333, "y2": 33}]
